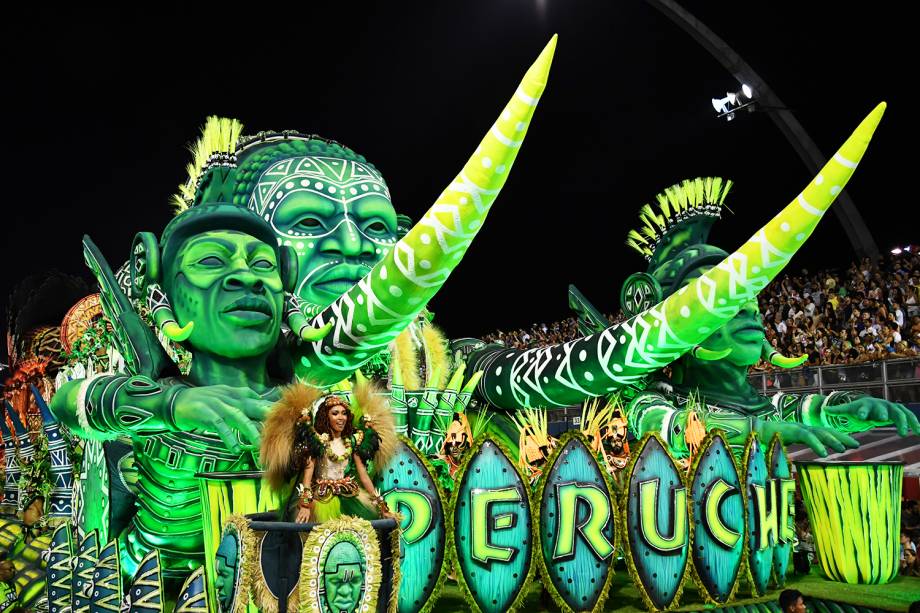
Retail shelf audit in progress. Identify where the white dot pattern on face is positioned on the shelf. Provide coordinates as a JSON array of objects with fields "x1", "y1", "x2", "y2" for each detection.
[{"x1": 249, "y1": 157, "x2": 399, "y2": 248}]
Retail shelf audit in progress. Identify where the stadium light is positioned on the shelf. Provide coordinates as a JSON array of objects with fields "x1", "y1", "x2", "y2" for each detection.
[
  {"x1": 712, "y1": 84, "x2": 757, "y2": 121},
  {"x1": 891, "y1": 248, "x2": 903, "y2": 255}
]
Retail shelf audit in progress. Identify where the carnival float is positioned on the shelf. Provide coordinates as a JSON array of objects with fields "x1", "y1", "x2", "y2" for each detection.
[{"x1": 1, "y1": 34, "x2": 918, "y2": 613}]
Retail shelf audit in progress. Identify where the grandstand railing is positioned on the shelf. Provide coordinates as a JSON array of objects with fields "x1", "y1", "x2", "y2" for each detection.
[
  {"x1": 747, "y1": 356, "x2": 920, "y2": 406},
  {"x1": 546, "y1": 357, "x2": 920, "y2": 435}
]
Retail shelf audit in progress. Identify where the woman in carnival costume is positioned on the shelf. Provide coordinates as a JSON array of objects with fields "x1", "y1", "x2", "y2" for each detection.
[{"x1": 261, "y1": 381, "x2": 399, "y2": 523}]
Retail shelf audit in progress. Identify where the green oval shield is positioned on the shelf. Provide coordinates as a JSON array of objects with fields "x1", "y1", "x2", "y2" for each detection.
[
  {"x1": 744, "y1": 434, "x2": 772, "y2": 596},
  {"x1": 689, "y1": 433, "x2": 744, "y2": 603},
  {"x1": 451, "y1": 437, "x2": 533, "y2": 613},
  {"x1": 625, "y1": 434, "x2": 689, "y2": 611},
  {"x1": 375, "y1": 439, "x2": 447, "y2": 613},
  {"x1": 538, "y1": 433, "x2": 616, "y2": 613}
]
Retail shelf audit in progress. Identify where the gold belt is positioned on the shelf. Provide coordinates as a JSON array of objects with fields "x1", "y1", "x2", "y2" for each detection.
[{"x1": 314, "y1": 477, "x2": 360, "y2": 502}]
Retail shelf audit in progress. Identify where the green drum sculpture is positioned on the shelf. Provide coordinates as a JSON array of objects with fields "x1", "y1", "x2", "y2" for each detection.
[{"x1": 795, "y1": 461, "x2": 903, "y2": 585}]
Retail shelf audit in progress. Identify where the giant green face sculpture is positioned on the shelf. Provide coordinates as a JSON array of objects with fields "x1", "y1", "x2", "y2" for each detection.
[
  {"x1": 246, "y1": 156, "x2": 398, "y2": 308},
  {"x1": 682, "y1": 266, "x2": 765, "y2": 367},
  {"x1": 321, "y1": 540, "x2": 366, "y2": 613},
  {"x1": 696, "y1": 299, "x2": 765, "y2": 367},
  {"x1": 166, "y1": 230, "x2": 284, "y2": 359}
]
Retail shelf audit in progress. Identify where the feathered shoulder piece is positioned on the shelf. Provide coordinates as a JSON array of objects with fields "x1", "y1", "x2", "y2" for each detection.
[
  {"x1": 260, "y1": 381, "x2": 399, "y2": 490},
  {"x1": 261, "y1": 384, "x2": 324, "y2": 490}
]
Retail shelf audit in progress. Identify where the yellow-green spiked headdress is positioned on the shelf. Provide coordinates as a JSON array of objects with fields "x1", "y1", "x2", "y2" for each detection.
[{"x1": 620, "y1": 177, "x2": 733, "y2": 316}]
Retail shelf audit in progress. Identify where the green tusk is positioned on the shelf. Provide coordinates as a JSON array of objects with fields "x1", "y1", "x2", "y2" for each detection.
[
  {"x1": 769, "y1": 353, "x2": 808, "y2": 369},
  {"x1": 690, "y1": 345, "x2": 732, "y2": 361},
  {"x1": 163, "y1": 320, "x2": 194, "y2": 343},
  {"x1": 299, "y1": 319, "x2": 334, "y2": 342}
]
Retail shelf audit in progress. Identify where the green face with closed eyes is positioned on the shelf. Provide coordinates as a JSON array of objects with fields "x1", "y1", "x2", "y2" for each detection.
[
  {"x1": 166, "y1": 230, "x2": 284, "y2": 359},
  {"x1": 246, "y1": 156, "x2": 399, "y2": 308}
]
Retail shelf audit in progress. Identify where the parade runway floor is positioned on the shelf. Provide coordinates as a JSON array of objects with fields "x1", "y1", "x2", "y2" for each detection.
[{"x1": 433, "y1": 569, "x2": 920, "y2": 611}]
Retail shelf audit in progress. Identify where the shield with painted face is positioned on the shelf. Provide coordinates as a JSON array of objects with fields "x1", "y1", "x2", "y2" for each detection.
[
  {"x1": 300, "y1": 517, "x2": 383, "y2": 613},
  {"x1": 214, "y1": 518, "x2": 248, "y2": 613}
]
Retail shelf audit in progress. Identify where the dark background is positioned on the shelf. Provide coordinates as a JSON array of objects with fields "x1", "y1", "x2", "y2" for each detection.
[{"x1": 2, "y1": 2, "x2": 911, "y2": 362}]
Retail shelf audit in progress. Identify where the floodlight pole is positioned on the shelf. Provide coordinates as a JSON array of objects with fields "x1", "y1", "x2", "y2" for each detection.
[{"x1": 645, "y1": 0, "x2": 880, "y2": 259}]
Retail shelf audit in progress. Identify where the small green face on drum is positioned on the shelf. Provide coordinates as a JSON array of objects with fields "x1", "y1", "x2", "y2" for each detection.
[
  {"x1": 215, "y1": 533, "x2": 240, "y2": 612},
  {"x1": 321, "y1": 540, "x2": 366, "y2": 613}
]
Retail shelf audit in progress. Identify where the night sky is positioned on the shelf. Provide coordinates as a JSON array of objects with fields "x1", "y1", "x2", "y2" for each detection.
[{"x1": 2, "y1": 3, "x2": 910, "y2": 362}]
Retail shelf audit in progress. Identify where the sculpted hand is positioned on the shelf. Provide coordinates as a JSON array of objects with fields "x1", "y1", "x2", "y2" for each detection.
[
  {"x1": 824, "y1": 397, "x2": 920, "y2": 437},
  {"x1": 755, "y1": 418, "x2": 859, "y2": 458},
  {"x1": 172, "y1": 385, "x2": 274, "y2": 453}
]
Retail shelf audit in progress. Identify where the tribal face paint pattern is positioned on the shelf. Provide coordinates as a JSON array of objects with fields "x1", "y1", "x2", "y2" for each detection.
[
  {"x1": 294, "y1": 37, "x2": 558, "y2": 385},
  {"x1": 469, "y1": 104, "x2": 887, "y2": 410},
  {"x1": 247, "y1": 157, "x2": 398, "y2": 308}
]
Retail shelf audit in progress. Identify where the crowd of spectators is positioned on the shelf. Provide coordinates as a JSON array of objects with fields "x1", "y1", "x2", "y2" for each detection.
[
  {"x1": 482, "y1": 251, "x2": 920, "y2": 370},
  {"x1": 757, "y1": 251, "x2": 920, "y2": 368},
  {"x1": 901, "y1": 499, "x2": 920, "y2": 576},
  {"x1": 482, "y1": 315, "x2": 616, "y2": 349}
]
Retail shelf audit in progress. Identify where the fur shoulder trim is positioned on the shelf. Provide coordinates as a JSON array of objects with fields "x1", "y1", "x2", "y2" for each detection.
[{"x1": 260, "y1": 384, "x2": 324, "y2": 490}]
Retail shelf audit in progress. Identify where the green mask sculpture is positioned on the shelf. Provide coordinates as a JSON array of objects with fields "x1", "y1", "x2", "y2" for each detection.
[
  {"x1": 50, "y1": 37, "x2": 557, "y2": 582},
  {"x1": 214, "y1": 533, "x2": 239, "y2": 612},
  {"x1": 321, "y1": 540, "x2": 366, "y2": 613}
]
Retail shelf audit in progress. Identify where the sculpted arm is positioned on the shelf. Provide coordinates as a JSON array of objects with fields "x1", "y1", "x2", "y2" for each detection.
[
  {"x1": 627, "y1": 391, "x2": 860, "y2": 459},
  {"x1": 772, "y1": 390, "x2": 920, "y2": 436},
  {"x1": 51, "y1": 375, "x2": 270, "y2": 452},
  {"x1": 50, "y1": 375, "x2": 183, "y2": 440}
]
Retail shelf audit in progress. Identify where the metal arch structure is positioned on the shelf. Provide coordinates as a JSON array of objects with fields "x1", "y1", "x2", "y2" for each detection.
[{"x1": 645, "y1": 0, "x2": 880, "y2": 259}]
